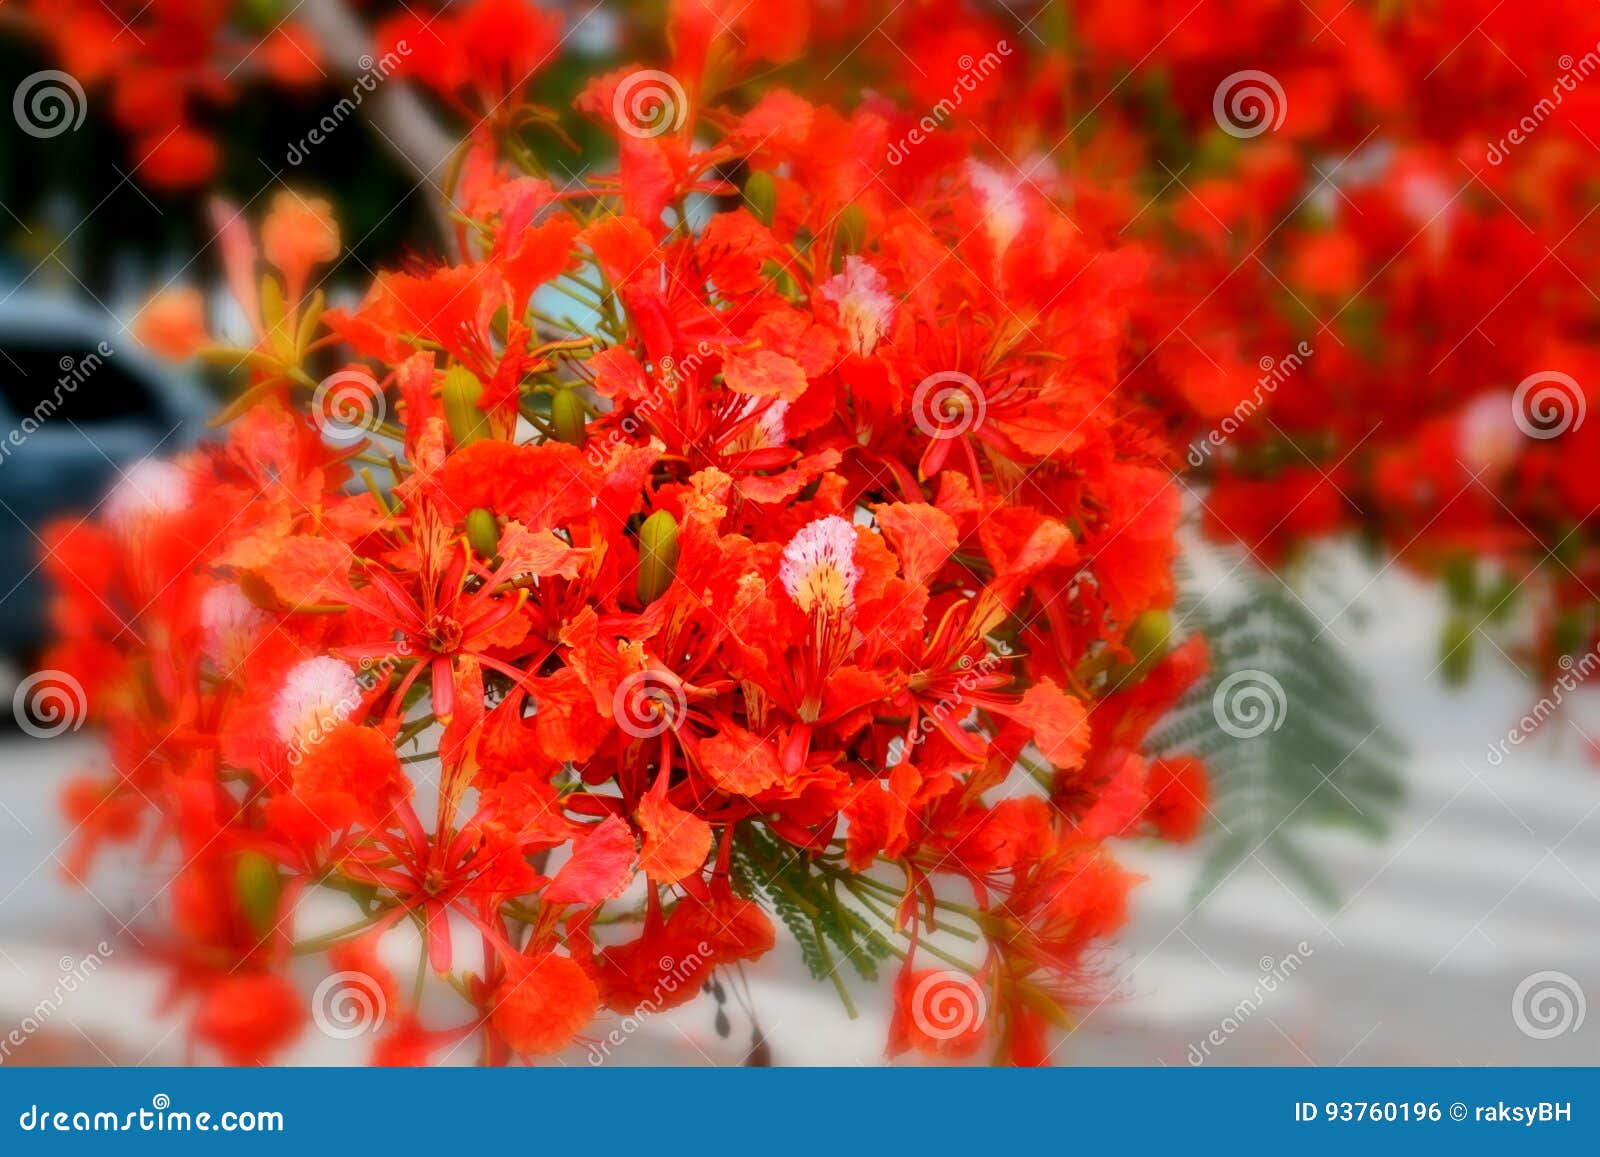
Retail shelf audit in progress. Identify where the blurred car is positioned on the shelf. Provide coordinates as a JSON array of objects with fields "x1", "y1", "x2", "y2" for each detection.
[{"x1": 0, "y1": 292, "x2": 213, "y2": 658}]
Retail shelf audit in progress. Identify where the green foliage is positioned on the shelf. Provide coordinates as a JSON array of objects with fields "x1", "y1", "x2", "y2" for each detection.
[
  {"x1": 1150, "y1": 560, "x2": 1405, "y2": 908},
  {"x1": 730, "y1": 826, "x2": 895, "y2": 994}
]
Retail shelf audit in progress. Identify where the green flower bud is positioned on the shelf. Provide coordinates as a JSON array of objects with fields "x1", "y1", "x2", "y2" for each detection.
[
  {"x1": 442, "y1": 365, "x2": 489, "y2": 447},
  {"x1": 745, "y1": 171, "x2": 778, "y2": 226},
  {"x1": 466, "y1": 507, "x2": 500, "y2": 558},
  {"x1": 636, "y1": 510, "x2": 680, "y2": 607},
  {"x1": 550, "y1": 388, "x2": 588, "y2": 447},
  {"x1": 832, "y1": 202, "x2": 868, "y2": 271},
  {"x1": 234, "y1": 851, "x2": 281, "y2": 939}
]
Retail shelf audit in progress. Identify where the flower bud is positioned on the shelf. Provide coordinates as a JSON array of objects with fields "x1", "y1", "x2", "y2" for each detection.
[
  {"x1": 550, "y1": 388, "x2": 588, "y2": 447},
  {"x1": 636, "y1": 510, "x2": 680, "y2": 607},
  {"x1": 234, "y1": 851, "x2": 281, "y2": 939},
  {"x1": 466, "y1": 507, "x2": 500, "y2": 558},
  {"x1": 745, "y1": 171, "x2": 777, "y2": 226},
  {"x1": 442, "y1": 365, "x2": 489, "y2": 447}
]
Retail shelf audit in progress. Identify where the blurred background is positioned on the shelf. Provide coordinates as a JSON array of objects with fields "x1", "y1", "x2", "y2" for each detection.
[{"x1": 1, "y1": 0, "x2": 1597, "y2": 1065}]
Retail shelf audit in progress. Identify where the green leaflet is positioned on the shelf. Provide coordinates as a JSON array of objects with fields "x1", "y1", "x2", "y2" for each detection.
[
  {"x1": 1150, "y1": 556, "x2": 1406, "y2": 908},
  {"x1": 730, "y1": 826, "x2": 895, "y2": 996}
]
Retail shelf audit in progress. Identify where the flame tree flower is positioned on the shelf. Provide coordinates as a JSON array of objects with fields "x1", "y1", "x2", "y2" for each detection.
[{"x1": 43, "y1": 7, "x2": 1211, "y2": 1066}]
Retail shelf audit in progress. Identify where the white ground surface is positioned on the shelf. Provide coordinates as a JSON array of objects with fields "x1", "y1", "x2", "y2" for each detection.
[{"x1": 2, "y1": 547, "x2": 1598, "y2": 1066}]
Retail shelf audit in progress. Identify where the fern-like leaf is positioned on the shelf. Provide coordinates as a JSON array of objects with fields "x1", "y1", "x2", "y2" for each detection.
[{"x1": 1150, "y1": 554, "x2": 1405, "y2": 906}]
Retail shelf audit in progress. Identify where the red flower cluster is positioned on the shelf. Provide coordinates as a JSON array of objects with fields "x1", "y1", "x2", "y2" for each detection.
[
  {"x1": 738, "y1": 0, "x2": 1600, "y2": 671},
  {"x1": 46, "y1": 8, "x2": 1209, "y2": 1066}
]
